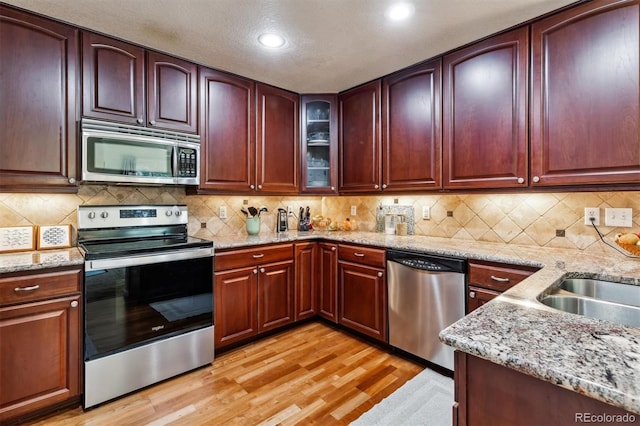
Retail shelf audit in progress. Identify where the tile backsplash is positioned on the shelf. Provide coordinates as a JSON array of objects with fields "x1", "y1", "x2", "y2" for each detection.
[{"x1": 0, "y1": 186, "x2": 637, "y2": 253}]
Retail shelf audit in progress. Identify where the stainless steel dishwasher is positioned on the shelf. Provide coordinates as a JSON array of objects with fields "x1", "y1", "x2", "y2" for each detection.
[{"x1": 387, "y1": 249, "x2": 466, "y2": 371}]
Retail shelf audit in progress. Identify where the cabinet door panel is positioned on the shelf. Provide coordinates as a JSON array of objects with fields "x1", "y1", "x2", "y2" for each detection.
[
  {"x1": 383, "y1": 59, "x2": 442, "y2": 190},
  {"x1": 0, "y1": 7, "x2": 78, "y2": 190},
  {"x1": 199, "y1": 67, "x2": 255, "y2": 191},
  {"x1": 147, "y1": 51, "x2": 197, "y2": 133},
  {"x1": 339, "y1": 80, "x2": 382, "y2": 192},
  {"x1": 531, "y1": 0, "x2": 640, "y2": 186},
  {"x1": 318, "y1": 243, "x2": 338, "y2": 323},
  {"x1": 0, "y1": 295, "x2": 80, "y2": 423},
  {"x1": 256, "y1": 84, "x2": 299, "y2": 193},
  {"x1": 338, "y1": 261, "x2": 386, "y2": 342},
  {"x1": 214, "y1": 267, "x2": 257, "y2": 349},
  {"x1": 82, "y1": 32, "x2": 145, "y2": 124},
  {"x1": 258, "y1": 260, "x2": 294, "y2": 332},
  {"x1": 443, "y1": 27, "x2": 528, "y2": 189},
  {"x1": 294, "y1": 243, "x2": 317, "y2": 321}
]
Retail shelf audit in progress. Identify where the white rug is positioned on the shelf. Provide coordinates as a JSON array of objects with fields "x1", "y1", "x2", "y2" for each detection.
[{"x1": 351, "y1": 368, "x2": 454, "y2": 426}]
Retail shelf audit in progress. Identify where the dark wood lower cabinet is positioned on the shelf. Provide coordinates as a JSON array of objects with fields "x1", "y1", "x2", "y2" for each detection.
[
  {"x1": 318, "y1": 242, "x2": 338, "y2": 323},
  {"x1": 454, "y1": 352, "x2": 636, "y2": 426},
  {"x1": 338, "y1": 261, "x2": 387, "y2": 342},
  {"x1": 214, "y1": 266, "x2": 258, "y2": 348},
  {"x1": 0, "y1": 295, "x2": 81, "y2": 423},
  {"x1": 257, "y1": 260, "x2": 294, "y2": 332},
  {"x1": 294, "y1": 243, "x2": 318, "y2": 321}
]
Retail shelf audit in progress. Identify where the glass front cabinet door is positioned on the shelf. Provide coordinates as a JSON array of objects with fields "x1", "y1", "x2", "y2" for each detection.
[{"x1": 301, "y1": 95, "x2": 338, "y2": 193}]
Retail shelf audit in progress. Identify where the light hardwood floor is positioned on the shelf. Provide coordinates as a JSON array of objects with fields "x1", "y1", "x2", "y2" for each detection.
[{"x1": 27, "y1": 322, "x2": 424, "y2": 425}]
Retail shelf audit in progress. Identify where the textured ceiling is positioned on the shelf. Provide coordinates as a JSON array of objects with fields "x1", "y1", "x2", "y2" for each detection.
[{"x1": 3, "y1": 0, "x2": 577, "y2": 93}]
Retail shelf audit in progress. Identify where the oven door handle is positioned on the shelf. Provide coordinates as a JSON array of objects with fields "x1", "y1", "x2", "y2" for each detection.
[{"x1": 85, "y1": 247, "x2": 213, "y2": 271}]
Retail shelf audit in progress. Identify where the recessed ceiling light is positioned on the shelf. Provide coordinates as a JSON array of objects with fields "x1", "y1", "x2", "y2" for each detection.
[
  {"x1": 385, "y1": 2, "x2": 415, "y2": 21},
  {"x1": 258, "y1": 33, "x2": 286, "y2": 48}
]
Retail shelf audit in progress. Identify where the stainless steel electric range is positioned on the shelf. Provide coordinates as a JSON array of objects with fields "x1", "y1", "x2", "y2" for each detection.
[{"x1": 77, "y1": 204, "x2": 214, "y2": 408}]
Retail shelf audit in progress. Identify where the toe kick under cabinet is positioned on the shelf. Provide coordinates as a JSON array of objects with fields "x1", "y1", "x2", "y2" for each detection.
[{"x1": 0, "y1": 267, "x2": 82, "y2": 424}]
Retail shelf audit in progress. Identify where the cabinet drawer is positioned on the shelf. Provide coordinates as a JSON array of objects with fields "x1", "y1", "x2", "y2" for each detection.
[
  {"x1": 468, "y1": 261, "x2": 538, "y2": 292},
  {"x1": 0, "y1": 269, "x2": 82, "y2": 306},
  {"x1": 215, "y1": 244, "x2": 293, "y2": 271},
  {"x1": 338, "y1": 244, "x2": 386, "y2": 268}
]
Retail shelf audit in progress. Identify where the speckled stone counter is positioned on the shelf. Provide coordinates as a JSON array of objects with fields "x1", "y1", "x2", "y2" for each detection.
[
  {"x1": 0, "y1": 248, "x2": 84, "y2": 274},
  {"x1": 211, "y1": 230, "x2": 640, "y2": 414}
]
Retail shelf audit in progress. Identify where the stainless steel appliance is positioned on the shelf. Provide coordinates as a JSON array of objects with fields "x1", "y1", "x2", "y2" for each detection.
[
  {"x1": 386, "y1": 250, "x2": 466, "y2": 371},
  {"x1": 81, "y1": 119, "x2": 200, "y2": 185},
  {"x1": 78, "y1": 204, "x2": 214, "y2": 408},
  {"x1": 276, "y1": 208, "x2": 289, "y2": 233}
]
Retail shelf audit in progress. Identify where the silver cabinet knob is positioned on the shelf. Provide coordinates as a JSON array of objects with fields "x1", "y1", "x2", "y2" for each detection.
[
  {"x1": 517, "y1": 177, "x2": 524, "y2": 184},
  {"x1": 331, "y1": 246, "x2": 336, "y2": 251},
  {"x1": 374, "y1": 184, "x2": 379, "y2": 189},
  {"x1": 71, "y1": 301, "x2": 78, "y2": 308},
  {"x1": 137, "y1": 118, "x2": 143, "y2": 124},
  {"x1": 533, "y1": 176, "x2": 540, "y2": 183},
  {"x1": 149, "y1": 120, "x2": 156, "y2": 126},
  {"x1": 253, "y1": 269, "x2": 258, "y2": 274},
  {"x1": 68, "y1": 177, "x2": 76, "y2": 184},
  {"x1": 258, "y1": 184, "x2": 263, "y2": 190},
  {"x1": 100, "y1": 211, "x2": 109, "y2": 219},
  {"x1": 382, "y1": 184, "x2": 387, "y2": 189},
  {"x1": 331, "y1": 186, "x2": 335, "y2": 191},
  {"x1": 470, "y1": 291, "x2": 476, "y2": 299},
  {"x1": 377, "y1": 272, "x2": 383, "y2": 278},
  {"x1": 260, "y1": 267, "x2": 265, "y2": 273},
  {"x1": 250, "y1": 184, "x2": 255, "y2": 189}
]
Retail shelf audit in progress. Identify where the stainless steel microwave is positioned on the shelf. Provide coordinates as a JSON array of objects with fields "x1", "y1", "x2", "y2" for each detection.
[{"x1": 81, "y1": 119, "x2": 200, "y2": 185}]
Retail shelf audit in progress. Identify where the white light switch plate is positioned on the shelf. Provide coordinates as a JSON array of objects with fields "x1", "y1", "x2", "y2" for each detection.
[{"x1": 604, "y1": 208, "x2": 632, "y2": 227}]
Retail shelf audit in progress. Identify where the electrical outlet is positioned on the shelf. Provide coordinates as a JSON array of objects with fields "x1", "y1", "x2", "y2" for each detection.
[
  {"x1": 605, "y1": 208, "x2": 633, "y2": 227},
  {"x1": 422, "y1": 206, "x2": 431, "y2": 220},
  {"x1": 350, "y1": 206, "x2": 357, "y2": 216},
  {"x1": 219, "y1": 206, "x2": 227, "y2": 219},
  {"x1": 584, "y1": 207, "x2": 599, "y2": 225},
  {"x1": 287, "y1": 206, "x2": 293, "y2": 216}
]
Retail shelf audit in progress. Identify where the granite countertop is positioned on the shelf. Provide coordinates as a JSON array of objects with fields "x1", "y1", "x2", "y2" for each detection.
[
  {"x1": 1, "y1": 231, "x2": 638, "y2": 413},
  {"x1": 0, "y1": 247, "x2": 84, "y2": 274}
]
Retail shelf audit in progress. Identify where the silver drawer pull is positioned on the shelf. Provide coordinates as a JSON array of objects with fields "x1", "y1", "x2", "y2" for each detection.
[
  {"x1": 354, "y1": 253, "x2": 365, "y2": 257},
  {"x1": 252, "y1": 254, "x2": 264, "y2": 259},
  {"x1": 490, "y1": 275, "x2": 510, "y2": 283},
  {"x1": 14, "y1": 285, "x2": 40, "y2": 292}
]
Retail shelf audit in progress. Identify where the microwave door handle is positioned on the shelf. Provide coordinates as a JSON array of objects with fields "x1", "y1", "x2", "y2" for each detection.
[{"x1": 172, "y1": 145, "x2": 178, "y2": 178}]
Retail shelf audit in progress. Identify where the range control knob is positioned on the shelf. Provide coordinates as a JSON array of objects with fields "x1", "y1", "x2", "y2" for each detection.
[
  {"x1": 88, "y1": 211, "x2": 96, "y2": 219},
  {"x1": 175, "y1": 210, "x2": 182, "y2": 217},
  {"x1": 165, "y1": 210, "x2": 173, "y2": 216},
  {"x1": 100, "y1": 211, "x2": 109, "y2": 219}
]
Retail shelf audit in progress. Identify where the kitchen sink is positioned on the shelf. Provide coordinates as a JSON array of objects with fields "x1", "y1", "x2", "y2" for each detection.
[
  {"x1": 538, "y1": 278, "x2": 640, "y2": 328},
  {"x1": 539, "y1": 295, "x2": 640, "y2": 328},
  {"x1": 558, "y1": 278, "x2": 640, "y2": 308}
]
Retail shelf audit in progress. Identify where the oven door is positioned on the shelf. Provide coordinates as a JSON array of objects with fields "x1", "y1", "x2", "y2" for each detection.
[{"x1": 84, "y1": 247, "x2": 213, "y2": 361}]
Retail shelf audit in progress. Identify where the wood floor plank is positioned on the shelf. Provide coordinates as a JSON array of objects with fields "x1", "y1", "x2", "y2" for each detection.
[{"x1": 25, "y1": 322, "x2": 424, "y2": 425}]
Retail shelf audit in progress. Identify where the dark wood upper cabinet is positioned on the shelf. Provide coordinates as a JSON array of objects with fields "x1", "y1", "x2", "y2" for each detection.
[
  {"x1": 0, "y1": 6, "x2": 79, "y2": 191},
  {"x1": 300, "y1": 94, "x2": 339, "y2": 194},
  {"x1": 443, "y1": 27, "x2": 529, "y2": 189},
  {"x1": 82, "y1": 32, "x2": 197, "y2": 133},
  {"x1": 199, "y1": 67, "x2": 255, "y2": 191},
  {"x1": 82, "y1": 32, "x2": 145, "y2": 125},
  {"x1": 530, "y1": 0, "x2": 640, "y2": 186},
  {"x1": 339, "y1": 80, "x2": 382, "y2": 192},
  {"x1": 383, "y1": 59, "x2": 442, "y2": 191},
  {"x1": 147, "y1": 51, "x2": 198, "y2": 133},
  {"x1": 256, "y1": 83, "x2": 299, "y2": 193}
]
